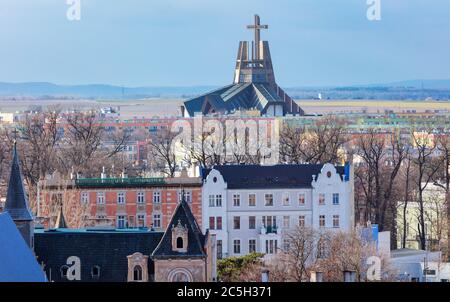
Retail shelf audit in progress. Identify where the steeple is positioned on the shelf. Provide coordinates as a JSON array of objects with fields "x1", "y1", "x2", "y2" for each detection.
[
  {"x1": 5, "y1": 142, "x2": 33, "y2": 221},
  {"x1": 234, "y1": 14, "x2": 276, "y2": 86},
  {"x1": 4, "y1": 141, "x2": 34, "y2": 247},
  {"x1": 54, "y1": 204, "x2": 67, "y2": 229}
]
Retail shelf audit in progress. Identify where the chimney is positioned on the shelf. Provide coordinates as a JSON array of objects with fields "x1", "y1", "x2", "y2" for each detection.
[{"x1": 101, "y1": 167, "x2": 107, "y2": 179}]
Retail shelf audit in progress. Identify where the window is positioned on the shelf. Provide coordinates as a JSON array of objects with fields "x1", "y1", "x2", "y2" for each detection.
[
  {"x1": 137, "y1": 214, "x2": 146, "y2": 227},
  {"x1": 299, "y1": 215, "x2": 306, "y2": 227},
  {"x1": 233, "y1": 216, "x2": 241, "y2": 230},
  {"x1": 248, "y1": 194, "x2": 256, "y2": 206},
  {"x1": 262, "y1": 216, "x2": 277, "y2": 228},
  {"x1": 137, "y1": 192, "x2": 145, "y2": 204},
  {"x1": 209, "y1": 217, "x2": 215, "y2": 230},
  {"x1": 282, "y1": 193, "x2": 290, "y2": 206},
  {"x1": 153, "y1": 191, "x2": 161, "y2": 203},
  {"x1": 176, "y1": 237, "x2": 184, "y2": 249},
  {"x1": 117, "y1": 192, "x2": 126, "y2": 204},
  {"x1": 298, "y1": 193, "x2": 305, "y2": 206},
  {"x1": 96, "y1": 192, "x2": 105, "y2": 204},
  {"x1": 233, "y1": 194, "x2": 241, "y2": 207},
  {"x1": 319, "y1": 194, "x2": 326, "y2": 205},
  {"x1": 265, "y1": 239, "x2": 278, "y2": 254},
  {"x1": 249, "y1": 216, "x2": 256, "y2": 229},
  {"x1": 319, "y1": 215, "x2": 326, "y2": 228},
  {"x1": 216, "y1": 217, "x2": 222, "y2": 230},
  {"x1": 249, "y1": 239, "x2": 256, "y2": 253},
  {"x1": 333, "y1": 193, "x2": 340, "y2": 205},
  {"x1": 333, "y1": 215, "x2": 340, "y2": 228},
  {"x1": 215, "y1": 195, "x2": 222, "y2": 207},
  {"x1": 283, "y1": 238, "x2": 290, "y2": 251},
  {"x1": 264, "y1": 194, "x2": 274, "y2": 206},
  {"x1": 91, "y1": 266, "x2": 100, "y2": 279},
  {"x1": 217, "y1": 240, "x2": 223, "y2": 259},
  {"x1": 209, "y1": 195, "x2": 215, "y2": 207},
  {"x1": 178, "y1": 190, "x2": 191, "y2": 203},
  {"x1": 117, "y1": 215, "x2": 126, "y2": 229},
  {"x1": 81, "y1": 192, "x2": 89, "y2": 204},
  {"x1": 233, "y1": 239, "x2": 241, "y2": 254},
  {"x1": 133, "y1": 265, "x2": 143, "y2": 281},
  {"x1": 153, "y1": 213, "x2": 161, "y2": 228},
  {"x1": 283, "y1": 216, "x2": 290, "y2": 229}
]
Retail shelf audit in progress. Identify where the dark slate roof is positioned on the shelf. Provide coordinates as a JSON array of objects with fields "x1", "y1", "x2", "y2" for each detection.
[
  {"x1": 183, "y1": 83, "x2": 285, "y2": 116},
  {"x1": 34, "y1": 229, "x2": 163, "y2": 282},
  {"x1": 152, "y1": 198, "x2": 206, "y2": 259},
  {"x1": 0, "y1": 213, "x2": 47, "y2": 282},
  {"x1": 202, "y1": 164, "x2": 346, "y2": 189},
  {"x1": 4, "y1": 142, "x2": 33, "y2": 221}
]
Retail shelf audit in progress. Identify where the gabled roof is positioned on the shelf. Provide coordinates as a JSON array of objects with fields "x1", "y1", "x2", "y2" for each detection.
[
  {"x1": 152, "y1": 196, "x2": 206, "y2": 259},
  {"x1": 4, "y1": 142, "x2": 33, "y2": 221},
  {"x1": 0, "y1": 213, "x2": 47, "y2": 282},
  {"x1": 202, "y1": 164, "x2": 346, "y2": 189}
]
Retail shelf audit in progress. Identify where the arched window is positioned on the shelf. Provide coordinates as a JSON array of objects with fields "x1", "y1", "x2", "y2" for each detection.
[
  {"x1": 176, "y1": 237, "x2": 183, "y2": 249},
  {"x1": 91, "y1": 265, "x2": 101, "y2": 279},
  {"x1": 133, "y1": 265, "x2": 143, "y2": 281},
  {"x1": 168, "y1": 268, "x2": 193, "y2": 282}
]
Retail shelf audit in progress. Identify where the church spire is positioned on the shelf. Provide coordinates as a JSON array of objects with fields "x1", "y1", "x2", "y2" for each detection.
[
  {"x1": 4, "y1": 141, "x2": 33, "y2": 222},
  {"x1": 54, "y1": 204, "x2": 67, "y2": 229}
]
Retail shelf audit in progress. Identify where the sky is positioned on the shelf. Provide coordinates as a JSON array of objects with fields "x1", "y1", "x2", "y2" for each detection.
[{"x1": 0, "y1": 0, "x2": 449, "y2": 87}]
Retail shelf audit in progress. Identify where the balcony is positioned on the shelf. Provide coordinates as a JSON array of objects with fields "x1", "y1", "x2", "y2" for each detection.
[{"x1": 260, "y1": 226, "x2": 279, "y2": 235}]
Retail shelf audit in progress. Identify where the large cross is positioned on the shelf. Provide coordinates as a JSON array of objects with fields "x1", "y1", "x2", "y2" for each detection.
[{"x1": 247, "y1": 14, "x2": 268, "y2": 60}]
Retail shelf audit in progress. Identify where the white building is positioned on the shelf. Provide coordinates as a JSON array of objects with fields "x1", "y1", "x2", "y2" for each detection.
[{"x1": 201, "y1": 163, "x2": 355, "y2": 259}]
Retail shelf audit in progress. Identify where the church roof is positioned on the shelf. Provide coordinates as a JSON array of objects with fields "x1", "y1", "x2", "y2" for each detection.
[
  {"x1": 34, "y1": 229, "x2": 163, "y2": 282},
  {"x1": 0, "y1": 213, "x2": 47, "y2": 282},
  {"x1": 4, "y1": 142, "x2": 33, "y2": 221},
  {"x1": 184, "y1": 82, "x2": 285, "y2": 116},
  {"x1": 152, "y1": 195, "x2": 206, "y2": 259}
]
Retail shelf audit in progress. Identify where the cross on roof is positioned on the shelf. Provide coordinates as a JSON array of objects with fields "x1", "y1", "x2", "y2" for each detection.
[{"x1": 246, "y1": 14, "x2": 268, "y2": 60}]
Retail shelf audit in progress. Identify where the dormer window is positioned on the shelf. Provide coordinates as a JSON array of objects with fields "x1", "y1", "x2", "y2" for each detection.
[
  {"x1": 127, "y1": 253, "x2": 148, "y2": 282},
  {"x1": 171, "y1": 220, "x2": 188, "y2": 253}
]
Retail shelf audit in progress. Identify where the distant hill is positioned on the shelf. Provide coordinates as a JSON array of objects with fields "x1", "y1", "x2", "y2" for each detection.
[{"x1": 0, "y1": 82, "x2": 217, "y2": 99}]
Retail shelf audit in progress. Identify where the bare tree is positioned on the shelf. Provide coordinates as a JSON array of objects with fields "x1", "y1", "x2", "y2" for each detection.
[
  {"x1": 411, "y1": 130, "x2": 440, "y2": 250},
  {"x1": 148, "y1": 128, "x2": 179, "y2": 177}
]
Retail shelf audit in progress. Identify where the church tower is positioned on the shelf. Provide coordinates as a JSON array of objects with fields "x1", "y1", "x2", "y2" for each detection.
[{"x1": 4, "y1": 142, "x2": 34, "y2": 248}]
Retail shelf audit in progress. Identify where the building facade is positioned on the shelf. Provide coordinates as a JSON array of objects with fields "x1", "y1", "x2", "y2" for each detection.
[
  {"x1": 201, "y1": 164, "x2": 355, "y2": 258},
  {"x1": 38, "y1": 172, "x2": 203, "y2": 231}
]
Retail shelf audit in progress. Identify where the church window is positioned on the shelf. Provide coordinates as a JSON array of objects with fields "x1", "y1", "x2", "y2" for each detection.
[
  {"x1": 133, "y1": 265, "x2": 143, "y2": 281},
  {"x1": 176, "y1": 237, "x2": 184, "y2": 249}
]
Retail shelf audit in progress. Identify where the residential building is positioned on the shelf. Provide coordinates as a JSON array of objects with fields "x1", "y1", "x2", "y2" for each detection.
[
  {"x1": 37, "y1": 171, "x2": 203, "y2": 231},
  {"x1": 201, "y1": 163, "x2": 354, "y2": 258}
]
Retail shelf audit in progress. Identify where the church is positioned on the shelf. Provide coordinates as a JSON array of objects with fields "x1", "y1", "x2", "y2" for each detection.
[
  {"x1": 2, "y1": 143, "x2": 217, "y2": 282},
  {"x1": 182, "y1": 15, "x2": 304, "y2": 117}
]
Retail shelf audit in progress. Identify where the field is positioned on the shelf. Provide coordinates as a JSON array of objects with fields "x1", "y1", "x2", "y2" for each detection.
[{"x1": 0, "y1": 99, "x2": 448, "y2": 118}]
